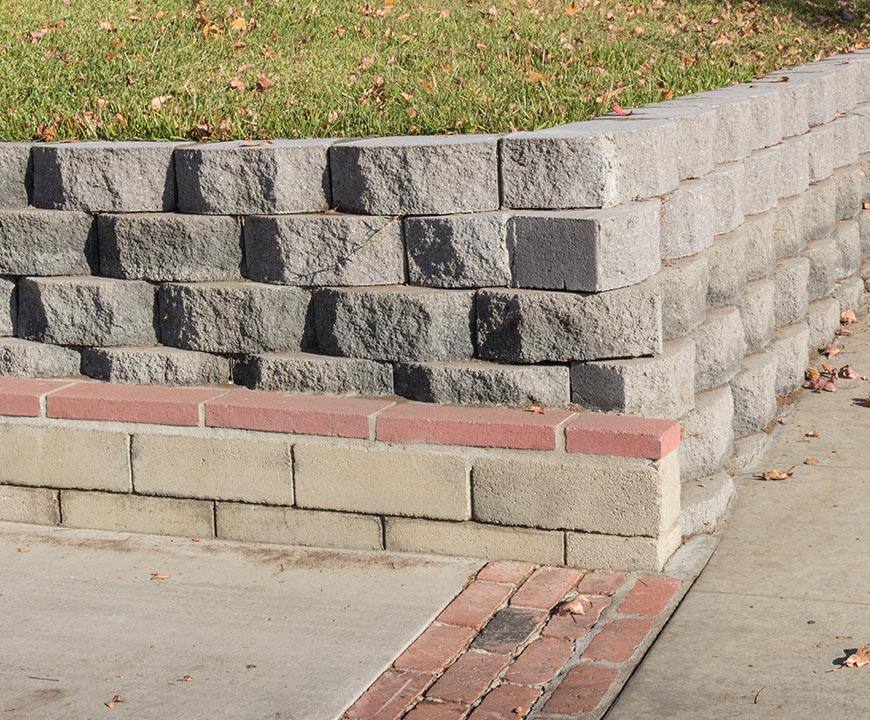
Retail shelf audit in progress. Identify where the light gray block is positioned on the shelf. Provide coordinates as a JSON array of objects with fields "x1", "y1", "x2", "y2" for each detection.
[
  {"x1": 660, "y1": 253, "x2": 709, "y2": 338},
  {"x1": 394, "y1": 360, "x2": 570, "y2": 407},
  {"x1": 772, "y1": 194, "x2": 806, "y2": 259},
  {"x1": 570, "y1": 337, "x2": 695, "y2": 417},
  {"x1": 476, "y1": 279, "x2": 662, "y2": 363},
  {"x1": 773, "y1": 256, "x2": 810, "y2": 327},
  {"x1": 730, "y1": 352, "x2": 777, "y2": 437},
  {"x1": 630, "y1": 103, "x2": 716, "y2": 180},
  {"x1": 174, "y1": 139, "x2": 332, "y2": 214},
  {"x1": 659, "y1": 178, "x2": 714, "y2": 259},
  {"x1": 742, "y1": 145, "x2": 780, "y2": 215},
  {"x1": 834, "y1": 276, "x2": 864, "y2": 312},
  {"x1": 99, "y1": 213, "x2": 242, "y2": 282},
  {"x1": 0, "y1": 337, "x2": 79, "y2": 377},
  {"x1": 509, "y1": 201, "x2": 661, "y2": 291},
  {"x1": 861, "y1": 210, "x2": 870, "y2": 255},
  {"x1": 32, "y1": 141, "x2": 178, "y2": 212},
  {"x1": 18, "y1": 276, "x2": 156, "y2": 347},
  {"x1": 863, "y1": 152, "x2": 870, "y2": 199},
  {"x1": 81, "y1": 346, "x2": 230, "y2": 386},
  {"x1": 159, "y1": 281, "x2": 312, "y2": 354},
  {"x1": 234, "y1": 352, "x2": 392, "y2": 396},
  {"x1": 718, "y1": 83, "x2": 784, "y2": 150},
  {"x1": 803, "y1": 178, "x2": 838, "y2": 241},
  {"x1": 803, "y1": 238, "x2": 838, "y2": 301},
  {"x1": 692, "y1": 307, "x2": 746, "y2": 391},
  {"x1": 742, "y1": 211, "x2": 776, "y2": 281},
  {"x1": 405, "y1": 212, "x2": 510, "y2": 288},
  {"x1": 331, "y1": 135, "x2": 499, "y2": 215},
  {"x1": 769, "y1": 321, "x2": 810, "y2": 395},
  {"x1": 834, "y1": 219, "x2": 861, "y2": 279},
  {"x1": 704, "y1": 162, "x2": 745, "y2": 234},
  {"x1": 679, "y1": 386, "x2": 734, "y2": 482},
  {"x1": 833, "y1": 164, "x2": 864, "y2": 221},
  {"x1": 769, "y1": 65, "x2": 838, "y2": 126},
  {"x1": 707, "y1": 227, "x2": 747, "y2": 307},
  {"x1": 806, "y1": 297, "x2": 841, "y2": 349},
  {"x1": 244, "y1": 214, "x2": 404, "y2": 287},
  {"x1": 777, "y1": 133, "x2": 810, "y2": 199},
  {"x1": 752, "y1": 75, "x2": 810, "y2": 138},
  {"x1": 807, "y1": 123, "x2": 835, "y2": 182},
  {"x1": 667, "y1": 92, "x2": 752, "y2": 163},
  {"x1": 315, "y1": 286, "x2": 474, "y2": 362},
  {"x1": 0, "y1": 277, "x2": 14, "y2": 336},
  {"x1": 830, "y1": 114, "x2": 861, "y2": 170},
  {"x1": 0, "y1": 143, "x2": 31, "y2": 207},
  {"x1": 0, "y1": 208, "x2": 94, "y2": 276},
  {"x1": 739, "y1": 278, "x2": 775, "y2": 353}
]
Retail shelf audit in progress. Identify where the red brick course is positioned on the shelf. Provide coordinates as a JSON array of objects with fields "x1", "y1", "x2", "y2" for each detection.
[
  {"x1": 542, "y1": 596, "x2": 612, "y2": 640},
  {"x1": 467, "y1": 684, "x2": 541, "y2": 720},
  {"x1": 503, "y1": 637, "x2": 573, "y2": 686},
  {"x1": 437, "y1": 582, "x2": 514, "y2": 630},
  {"x1": 541, "y1": 664, "x2": 619, "y2": 715},
  {"x1": 475, "y1": 562, "x2": 535, "y2": 585},
  {"x1": 575, "y1": 571, "x2": 630, "y2": 597},
  {"x1": 564, "y1": 414, "x2": 681, "y2": 460},
  {"x1": 617, "y1": 576, "x2": 682, "y2": 617},
  {"x1": 582, "y1": 618, "x2": 654, "y2": 663},
  {"x1": 346, "y1": 669, "x2": 434, "y2": 720},
  {"x1": 0, "y1": 377, "x2": 75, "y2": 417},
  {"x1": 404, "y1": 701, "x2": 469, "y2": 720},
  {"x1": 510, "y1": 567, "x2": 583, "y2": 611},
  {"x1": 394, "y1": 624, "x2": 477, "y2": 674},
  {"x1": 427, "y1": 652, "x2": 511, "y2": 704}
]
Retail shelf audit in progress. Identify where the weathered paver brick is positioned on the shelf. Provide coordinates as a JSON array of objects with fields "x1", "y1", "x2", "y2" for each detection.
[
  {"x1": 542, "y1": 596, "x2": 612, "y2": 640},
  {"x1": 0, "y1": 338, "x2": 80, "y2": 379},
  {"x1": 476, "y1": 561, "x2": 535, "y2": 586},
  {"x1": 471, "y1": 607, "x2": 547, "y2": 655},
  {"x1": 467, "y1": 684, "x2": 541, "y2": 720},
  {"x1": 426, "y1": 652, "x2": 511, "y2": 704},
  {"x1": 806, "y1": 297, "x2": 841, "y2": 349},
  {"x1": 393, "y1": 624, "x2": 477, "y2": 674},
  {"x1": 346, "y1": 669, "x2": 433, "y2": 720},
  {"x1": 576, "y1": 571, "x2": 630, "y2": 597},
  {"x1": 81, "y1": 346, "x2": 230, "y2": 387},
  {"x1": 0, "y1": 143, "x2": 31, "y2": 208},
  {"x1": 582, "y1": 618, "x2": 653, "y2": 663},
  {"x1": 404, "y1": 700, "x2": 468, "y2": 720},
  {"x1": 617, "y1": 576, "x2": 682, "y2": 617},
  {"x1": 437, "y1": 581, "x2": 514, "y2": 630},
  {"x1": 542, "y1": 664, "x2": 619, "y2": 715},
  {"x1": 510, "y1": 567, "x2": 583, "y2": 610},
  {"x1": 504, "y1": 637, "x2": 574, "y2": 686},
  {"x1": 0, "y1": 485, "x2": 59, "y2": 525},
  {"x1": 0, "y1": 208, "x2": 94, "y2": 276},
  {"x1": 0, "y1": 376, "x2": 75, "y2": 416}
]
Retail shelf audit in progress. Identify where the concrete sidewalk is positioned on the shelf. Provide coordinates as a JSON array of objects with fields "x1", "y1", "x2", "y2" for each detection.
[{"x1": 607, "y1": 315, "x2": 870, "y2": 719}]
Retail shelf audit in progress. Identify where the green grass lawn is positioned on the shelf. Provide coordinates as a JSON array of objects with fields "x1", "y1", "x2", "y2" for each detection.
[{"x1": 0, "y1": 0, "x2": 867, "y2": 141}]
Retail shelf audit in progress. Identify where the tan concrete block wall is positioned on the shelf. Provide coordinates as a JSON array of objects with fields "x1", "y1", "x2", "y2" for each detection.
[
  {"x1": 0, "y1": 484, "x2": 59, "y2": 525},
  {"x1": 565, "y1": 524, "x2": 682, "y2": 571}
]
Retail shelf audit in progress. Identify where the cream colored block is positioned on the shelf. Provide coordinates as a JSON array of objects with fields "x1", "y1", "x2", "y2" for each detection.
[
  {"x1": 0, "y1": 485, "x2": 60, "y2": 525},
  {"x1": 565, "y1": 524, "x2": 682, "y2": 571}
]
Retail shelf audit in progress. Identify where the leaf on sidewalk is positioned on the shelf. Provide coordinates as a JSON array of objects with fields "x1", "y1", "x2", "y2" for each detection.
[
  {"x1": 844, "y1": 645, "x2": 870, "y2": 668},
  {"x1": 805, "y1": 429, "x2": 819, "y2": 438},
  {"x1": 839, "y1": 365, "x2": 860, "y2": 380},
  {"x1": 841, "y1": 308, "x2": 857, "y2": 325},
  {"x1": 804, "y1": 457, "x2": 819, "y2": 465},
  {"x1": 820, "y1": 343, "x2": 842, "y2": 358},
  {"x1": 150, "y1": 572, "x2": 170, "y2": 581},
  {"x1": 104, "y1": 694, "x2": 124, "y2": 710},
  {"x1": 759, "y1": 466, "x2": 795, "y2": 481},
  {"x1": 17, "y1": 545, "x2": 29, "y2": 553}
]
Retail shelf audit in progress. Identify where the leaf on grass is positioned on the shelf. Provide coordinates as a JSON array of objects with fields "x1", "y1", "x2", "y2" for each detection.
[
  {"x1": 29, "y1": 28, "x2": 48, "y2": 43},
  {"x1": 841, "y1": 308, "x2": 857, "y2": 325},
  {"x1": 255, "y1": 73, "x2": 274, "y2": 91},
  {"x1": 759, "y1": 466, "x2": 795, "y2": 481},
  {"x1": 150, "y1": 95, "x2": 172, "y2": 111},
  {"x1": 230, "y1": 17, "x2": 247, "y2": 31},
  {"x1": 104, "y1": 694, "x2": 124, "y2": 710},
  {"x1": 612, "y1": 102, "x2": 632, "y2": 116},
  {"x1": 228, "y1": 78, "x2": 246, "y2": 91},
  {"x1": 804, "y1": 457, "x2": 820, "y2": 465},
  {"x1": 150, "y1": 572, "x2": 170, "y2": 581},
  {"x1": 525, "y1": 70, "x2": 550, "y2": 83},
  {"x1": 844, "y1": 644, "x2": 870, "y2": 668}
]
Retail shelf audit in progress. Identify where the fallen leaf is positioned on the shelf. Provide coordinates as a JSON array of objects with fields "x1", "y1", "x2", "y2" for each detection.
[
  {"x1": 104, "y1": 694, "x2": 124, "y2": 710},
  {"x1": 612, "y1": 102, "x2": 632, "y2": 116},
  {"x1": 230, "y1": 17, "x2": 247, "y2": 31},
  {"x1": 17, "y1": 545, "x2": 29, "y2": 553},
  {"x1": 841, "y1": 308, "x2": 857, "y2": 325},
  {"x1": 98, "y1": 20, "x2": 115, "y2": 31},
  {"x1": 191, "y1": 537, "x2": 202, "y2": 543},
  {"x1": 805, "y1": 367, "x2": 821, "y2": 383},
  {"x1": 527, "y1": 406, "x2": 545, "y2": 414},
  {"x1": 839, "y1": 365, "x2": 860, "y2": 379},
  {"x1": 124, "y1": 74, "x2": 135, "y2": 86},
  {"x1": 759, "y1": 466, "x2": 795, "y2": 481},
  {"x1": 805, "y1": 429, "x2": 819, "y2": 438},
  {"x1": 564, "y1": 2, "x2": 580, "y2": 16},
  {"x1": 228, "y1": 78, "x2": 246, "y2": 91},
  {"x1": 150, "y1": 95, "x2": 172, "y2": 111},
  {"x1": 178, "y1": 674, "x2": 193, "y2": 682},
  {"x1": 255, "y1": 73, "x2": 274, "y2": 91},
  {"x1": 820, "y1": 363, "x2": 836, "y2": 376},
  {"x1": 864, "y1": 396, "x2": 870, "y2": 408},
  {"x1": 864, "y1": 201, "x2": 870, "y2": 210},
  {"x1": 844, "y1": 644, "x2": 870, "y2": 668},
  {"x1": 29, "y1": 28, "x2": 48, "y2": 43},
  {"x1": 525, "y1": 70, "x2": 550, "y2": 83},
  {"x1": 804, "y1": 457, "x2": 820, "y2": 465},
  {"x1": 150, "y1": 572, "x2": 170, "y2": 581},
  {"x1": 820, "y1": 344, "x2": 842, "y2": 358},
  {"x1": 558, "y1": 595, "x2": 589, "y2": 615}
]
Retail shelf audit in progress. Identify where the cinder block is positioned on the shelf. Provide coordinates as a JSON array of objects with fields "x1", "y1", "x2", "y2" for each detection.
[
  {"x1": 405, "y1": 212, "x2": 510, "y2": 288},
  {"x1": 81, "y1": 346, "x2": 230, "y2": 386},
  {"x1": 61, "y1": 490, "x2": 214, "y2": 537},
  {"x1": 570, "y1": 338, "x2": 695, "y2": 417},
  {"x1": 803, "y1": 177, "x2": 838, "y2": 241},
  {"x1": 833, "y1": 165, "x2": 864, "y2": 221},
  {"x1": 730, "y1": 352, "x2": 777, "y2": 436},
  {"x1": 660, "y1": 253, "x2": 709, "y2": 338},
  {"x1": 234, "y1": 352, "x2": 392, "y2": 395},
  {"x1": 132, "y1": 434, "x2": 293, "y2": 505},
  {"x1": 500, "y1": 118, "x2": 678, "y2": 209},
  {"x1": 159, "y1": 281, "x2": 312, "y2": 354},
  {"x1": 753, "y1": 75, "x2": 810, "y2": 138},
  {"x1": 834, "y1": 220, "x2": 861, "y2": 279},
  {"x1": 692, "y1": 307, "x2": 746, "y2": 391},
  {"x1": 99, "y1": 213, "x2": 242, "y2": 282},
  {"x1": 773, "y1": 257, "x2": 810, "y2": 326},
  {"x1": 807, "y1": 123, "x2": 835, "y2": 182},
  {"x1": 216, "y1": 502, "x2": 382, "y2": 551},
  {"x1": 861, "y1": 210, "x2": 870, "y2": 255},
  {"x1": 667, "y1": 91, "x2": 752, "y2": 163},
  {"x1": 679, "y1": 386, "x2": 734, "y2": 481},
  {"x1": 769, "y1": 321, "x2": 810, "y2": 395},
  {"x1": 244, "y1": 214, "x2": 404, "y2": 287},
  {"x1": 739, "y1": 278, "x2": 776, "y2": 352},
  {"x1": 862, "y1": 153, "x2": 870, "y2": 200},
  {"x1": 772, "y1": 194, "x2": 806, "y2": 259},
  {"x1": 767, "y1": 65, "x2": 838, "y2": 127},
  {"x1": 385, "y1": 517, "x2": 564, "y2": 565},
  {"x1": 777, "y1": 133, "x2": 810, "y2": 199},
  {"x1": 472, "y1": 451, "x2": 679, "y2": 536},
  {"x1": 18, "y1": 276, "x2": 156, "y2": 347},
  {"x1": 0, "y1": 485, "x2": 59, "y2": 525},
  {"x1": 394, "y1": 360, "x2": 569, "y2": 407},
  {"x1": 743, "y1": 146, "x2": 781, "y2": 215},
  {"x1": 806, "y1": 297, "x2": 841, "y2": 349},
  {"x1": 294, "y1": 444, "x2": 470, "y2": 520},
  {"x1": 706, "y1": 228, "x2": 748, "y2": 307},
  {"x1": 834, "y1": 276, "x2": 864, "y2": 313},
  {"x1": 331, "y1": 135, "x2": 499, "y2": 214},
  {"x1": 0, "y1": 208, "x2": 94, "y2": 275},
  {"x1": 0, "y1": 425, "x2": 129, "y2": 491},
  {"x1": 742, "y1": 211, "x2": 776, "y2": 281},
  {"x1": 631, "y1": 102, "x2": 716, "y2": 179},
  {"x1": 174, "y1": 139, "x2": 332, "y2": 214},
  {"x1": 0, "y1": 143, "x2": 31, "y2": 207},
  {"x1": 509, "y1": 202, "x2": 661, "y2": 290},
  {"x1": 0, "y1": 337, "x2": 79, "y2": 377},
  {"x1": 830, "y1": 114, "x2": 861, "y2": 170},
  {"x1": 817, "y1": 58, "x2": 868, "y2": 110},
  {"x1": 659, "y1": 178, "x2": 715, "y2": 260},
  {"x1": 716, "y1": 83, "x2": 784, "y2": 150},
  {"x1": 565, "y1": 525, "x2": 681, "y2": 571},
  {"x1": 32, "y1": 141, "x2": 178, "y2": 212},
  {"x1": 315, "y1": 286, "x2": 473, "y2": 362},
  {"x1": 476, "y1": 279, "x2": 661, "y2": 363},
  {"x1": 0, "y1": 278, "x2": 14, "y2": 336},
  {"x1": 704, "y1": 162, "x2": 744, "y2": 234},
  {"x1": 803, "y1": 238, "x2": 838, "y2": 301}
]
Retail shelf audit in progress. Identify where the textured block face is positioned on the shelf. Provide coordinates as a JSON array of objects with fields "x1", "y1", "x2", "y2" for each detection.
[
  {"x1": 570, "y1": 338, "x2": 695, "y2": 417},
  {"x1": 754, "y1": 75, "x2": 810, "y2": 138},
  {"x1": 509, "y1": 202, "x2": 661, "y2": 291},
  {"x1": 0, "y1": 278, "x2": 14, "y2": 336},
  {"x1": 159, "y1": 281, "x2": 312, "y2": 353},
  {"x1": 668, "y1": 93, "x2": 752, "y2": 163},
  {"x1": 719, "y1": 83, "x2": 784, "y2": 151},
  {"x1": 730, "y1": 352, "x2": 777, "y2": 436},
  {"x1": 331, "y1": 135, "x2": 499, "y2": 215},
  {"x1": 234, "y1": 351, "x2": 392, "y2": 395},
  {"x1": 803, "y1": 178, "x2": 838, "y2": 241},
  {"x1": 0, "y1": 208, "x2": 94, "y2": 276},
  {"x1": 18, "y1": 276, "x2": 156, "y2": 347},
  {"x1": 742, "y1": 146, "x2": 780, "y2": 214},
  {"x1": 807, "y1": 123, "x2": 835, "y2": 182},
  {"x1": 99, "y1": 213, "x2": 242, "y2": 282},
  {"x1": 476, "y1": 279, "x2": 662, "y2": 363},
  {"x1": 0, "y1": 485, "x2": 59, "y2": 525},
  {"x1": 174, "y1": 139, "x2": 332, "y2": 214},
  {"x1": 803, "y1": 238, "x2": 838, "y2": 301},
  {"x1": 692, "y1": 307, "x2": 746, "y2": 391},
  {"x1": 834, "y1": 220, "x2": 861, "y2": 279},
  {"x1": 739, "y1": 278, "x2": 776, "y2": 352},
  {"x1": 0, "y1": 338, "x2": 79, "y2": 377},
  {"x1": 32, "y1": 141, "x2": 178, "y2": 212},
  {"x1": 706, "y1": 227, "x2": 748, "y2": 307},
  {"x1": 742, "y1": 211, "x2": 776, "y2": 282},
  {"x1": 660, "y1": 254, "x2": 709, "y2": 338},
  {"x1": 0, "y1": 143, "x2": 31, "y2": 208},
  {"x1": 834, "y1": 275, "x2": 864, "y2": 312},
  {"x1": 772, "y1": 194, "x2": 806, "y2": 259},
  {"x1": 315, "y1": 286, "x2": 474, "y2": 362},
  {"x1": 773, "y1": 257, "x2": 810, "y2": 327},
  {"x1": 244, "y1": 214, "x2": 404, "y2": 287},
  {"x1": 405, "y1": 213, "x2": 510, "y2": 288},
  {"x1": 861, "y1": 211, "x2": 870, "y2": 256},
  {"x1": 777, "y1": 133, "x2": 811, "y2": 199},
  {"x1": 773, "y1": 65, "x2": 838, "y2": 127},
  {"x1": 659, "y1": 179, "x2": 714, "y2": 260},
  {"x1": 679, "y1": 386, "x2": 734, "y2": 482},
  {"x1": 394, "y1": 360, "x2": 569, "y2": 407},
  {"x1": 830, "y1": 114, "x2": 861, "y2": 170},
  {"x1": 565, "y1": 526, "x2": 680, "y2": 571},
  {"x1": 704, "y1": 162, "x2": 745, "y2": 234},
  {"x1": 81, "y1": 346, "x2": 230, "y2": 386},
  {"x1": 632, "y1": 103, "x2": 715, "y2": 180},
  {"x1": 833, "y1": 165, "x2": 864, "y2": 221},
  {"x1": 806, "y1": 297, "x2": 841, "y2": 348},
  {"x1": 770, "y1": 322, "x2": 810, "y2": 395}
]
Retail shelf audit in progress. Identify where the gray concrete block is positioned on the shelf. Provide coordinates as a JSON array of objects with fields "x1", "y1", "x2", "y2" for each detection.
[
  {"x1": 692, "y1": 306, "x2": 746, "y2": 391},
  {"x1": 405, "y1": 212, "x2": 510, "y2": 288},
  {"x1": 770, "y1": 65, "x2": 839, "y2": 126},
  {"x1": 719, "y1": 83, "x2": 784, "y2": 150},
  {"x1": 803, "y1": 178, "x2": 838, "y2": 241},
  {"x1": 99, "y1": 213, "x2": 242, "y2": 282},
  {"x1": 509, "y1": 201, "x2": 661, "y2": 290},
  {"x1": 0, "y1": 278, "x2": 14, "y2": 336},
  {"x1": 233, "y1": 352, "x2": 392, "y2": 395},
  {"x1": 18, "y1": 276, "x2": 156, "y2": 347},
  {"x1": 862, "y1": 153, "x2": 870, "y2": 200},
  {"x1": 752, "y1": 76, "x2": 810, "y2": 138},
  {"x1": 858, "y1": 106, "x2": 870, "y2": 155},
  {"x1": 834, "y1": 220, "x2": 861, "y2": 279},
  {"x1": 742, "y1": 211, "x2": 776, "y2": 281},
  {"x1": 570, "y1": 337, "x2": 695, "y2": 417},
  {"x1": 244, "y1": 214, "x2": 404, "y2": 287},
  {"x1": 679, "y1": 386, "x2": 734, "y2": 482},
  {"x1": 834, "y1": 275, "x2": 864, "y2": 314},
  {"x1": 331, "y1": 135, "x2": 498, "y2": 214},
  {"x1": 660, "y1": 253, "x2": 709, "y2": 338},
  {"x1": 659, "y1": 178, "x2": 715, "y2": 260},
  {"x1": 707, "y1": 227, "x2": 747, "y2": 307},
  {"x1": 667, "y1": 92, "x2": 752, "y2": 163},
  {"x1": 0, "y1": 208, "x2": 94, "y2": 276},
  {"x1": 630, "y1": 102, "x2": 716, "y2": 180},
  {"x1": 772, "y1": 194, "x2": 806, "y2": 259},
  {"x1": 817, "y1": 57, "x2": 869, "y2": 110},
  {"x1": 500, "y1": 117, "x2": 678, "y2": 209},
  {"x1": 0, "y1": 143, "x2": 31, "y2": 207},
  {"x1": 830, "y1": 114, "x2": 861, "y2": 170},
  {"x1": 159, "y1": 281, "x2": 312, "y2": 354},
  {"x1": 704, "y1": 162, "x2": 745, "y2": 234},
  {"x1": 742, "y1": 145, "x2": 780, "y2": 215},
  {"x1": 0, "y1": 484, "x2": 59, "y2": 525},
  {"x1": 678, "y1": 472, "x2": 735, "y2": 538},
  {"x1": 739, "y1": 278, "x2": 775, "y2": 353},
  {"x1": 476, "y1": 279, "x2": 662, "y2": 363},
  {"x1": 174, "y1": 139, "x2": 332, "y2": 214},
  {"x1": 807, "y1": 123, "x2": 835, "y2": 182},
  {"x1": 315, "y1": 286, "x2": 474, "y2": 362},
  {"x1": 32, "y1": 141, "x2": 178, "y2": 212},
  {"x1": 0, "y1": 337, "x2": 79, "y2": 377},
  {"x1": 81, "y1": 346, "x2": 230, "y2": 386},
  {"x1": 394, "y1": 360, "x2": 570, "y2": 407},
  {"x1": 730, "y1": 351, "x2": 777, "y2": 437},
  {"x1": 861, "y1": 210, "x2": 870, "y2": 255},
  {"x1": 833, "y1": 164, "x2": 864, "y2": 221},
  {"x1": 803, "y1": 238, "x2": 838, "y2": 301},
  {"x1": 777, "y1": 133, "x2": 810, "y2": 199},
  {"x1": 769, "y1": 321, "x2": 810, "y2": 395},
  {"x1": 773, "y1": 256, "x2": 810, "y2": 327},
  {"x1": 806, "y1": 297, "x2": 841, "y2": 349}
]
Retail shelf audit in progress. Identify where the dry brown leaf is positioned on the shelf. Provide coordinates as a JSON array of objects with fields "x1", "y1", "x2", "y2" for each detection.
[
  {"x1": 820, "y1": 344, "x2": 842, "y2": 358},
  {"x1": 804, "y1": 457, "x2": 819, "y2": 465},
  {"x1": 527, "y1": 406, "x2": 545, "y2": 414},
  {"x1": 805, "y1": 367, "x2": 821, "y2": 383},
  {"x1": 17, "y1": 545, "x2": 29, "y2": 553},
  {"x1": 191, "y1": 536, "x2": 202, "y2": 543},
  {"x1": 98, "y1": 20, "x2": 115, "y2": 31},
  {"x1": 525, "y1": 70, "x2": 550, "y2": 83},
  {"x1": 150, "y1": 95, "x2": 172, "y2": 111},
  {"x1": 839, "y1": 365, "x2": 860, "y2": 380},
  {"x1": 759, "y1": 466, "x2": 795, "y2": 481},
  {"x1": 230, "y1": 17, "x2": 247, "y2": 31},
  {"x1": 255, "y1": 73, "x2": 274, "y2": 91},
  {"x1": 558, "y1": 595, "x2": 590, "y2": 615},
  {"x1": 841, "y1": 308, "x2": 857, "y2": 325},
  {"x1": 104, "y1": 694, "x2": 124, "y2": 710},
  {"x1": 228, "y1": 78, "x2": 246, "y2": 91},
  {"x1": 805, "y1": 429, "x2": 819, "y2": 438},
  {"x1": 178, "y1": 674, "x2": 193, "y2": 682},
  {"x1": 150, "y1": 572, "x2": 170, "y2": 581},
  {"x1": 564, "y1": 2, "x2": 580, "y2": 16},
  {"x1": 844, "y1": 644, "x2": 870, "y2": 668},
  {"x1": 612, "y1": 102, "x2": 632, "y2": 116},
  {"x1": 29, "y1": 28, "x2": 48, "y2": 43},
  {"x1": 864, "y1": 201, "x2": 870, "y2": 210}
]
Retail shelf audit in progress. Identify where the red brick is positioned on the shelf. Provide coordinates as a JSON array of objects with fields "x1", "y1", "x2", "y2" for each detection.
[
  {"x1": 205, "y1": 388, "x2": 393, "y2": 439},
  {"x1": 471, "y1": 608, "x2": 547, "y2": 655},
  {"x1": 46, "y1": 382, "x2": 227, "y2": 426},
  {"x1": 438, "y1": 582, "x2": 513, "y2": 630},
  {"x1": 394, "y1": 624, "x2": 476, "y2": 673},
  {"x1": 582, "y1": 619, "x2": 653, "y2": 663},
  {"x1": 404, "y1": 700, "x2": 469, "y2": 720},
  {"x1": 510, "y1": 567, "x2": 583, "y2": 611},
  {"x1": 542, "y1": 596, "x2": 612, "y2": 640},
  {"x1": 542, "y1": 664, "x2": 619, "y2": 714},
  {"x1": 468, "y1": 684, "x2": 541, "y2": 720},
  {"x1": 426, "y1": 652, "x2": 510, "y2": 704},
  {"x1": 346, "y1": 669, "x2": 433, "y2": 720},
  {"x1": 476, "y1": 561, "x2": 535, "y2": 585},
  {"x1": 0, "y1": 377, "x2": 77, "y2": 417},
  {"x1": 376, "y1": 403, "x2": 575, "y2": 451},
  {"x1": 617, "y1": 576, "x2": 682, "y2": 617},
  {"x1": 564, "y1": 415, "x2": 681, "y2": 460},
  {"x1": 575, "y1": 571, "x2": 630, "y2": 597},
  {"x1": 504, "y1": 637, "x2": 574, "y2": 686}
]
